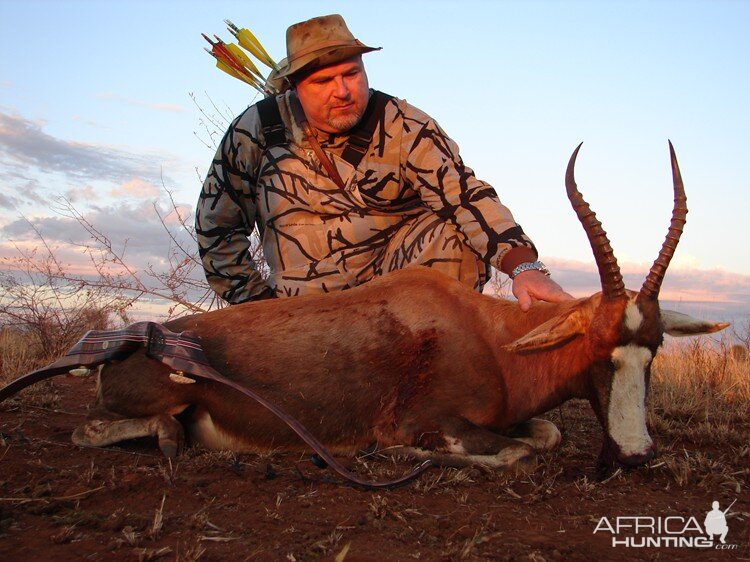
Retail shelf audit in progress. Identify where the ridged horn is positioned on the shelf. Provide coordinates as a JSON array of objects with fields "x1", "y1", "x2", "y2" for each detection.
[
  {"x1": 566, "y1": 143, "x2": 626, "y2": 299},
  {"x1": 638, "y1": 141, "x2": 687, "y2": 301}
]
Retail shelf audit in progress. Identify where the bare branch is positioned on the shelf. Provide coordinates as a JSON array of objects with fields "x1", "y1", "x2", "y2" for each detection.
[{"x1": 1, "y1": 93, "x2": 262, "y2": 367}]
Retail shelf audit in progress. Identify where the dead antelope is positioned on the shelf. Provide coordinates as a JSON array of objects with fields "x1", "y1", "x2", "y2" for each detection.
[{"x1": 68, "y1": 142, "x2": 727, "y2": 471}]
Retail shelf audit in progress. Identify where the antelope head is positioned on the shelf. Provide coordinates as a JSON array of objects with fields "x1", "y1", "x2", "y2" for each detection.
[{"x1": 508, "y1": 142, "x2": 728, "y2": 469}]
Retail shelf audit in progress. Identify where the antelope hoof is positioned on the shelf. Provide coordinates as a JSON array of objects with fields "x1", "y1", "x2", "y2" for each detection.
[{"x1": 159, "y1": 439, "x2": 181, "y2": 459}]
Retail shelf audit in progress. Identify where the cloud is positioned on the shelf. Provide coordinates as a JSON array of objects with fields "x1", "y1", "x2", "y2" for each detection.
[
  {"x1": 0, "y1": 110, "x2": 170, "y2": 185},
  {"x1": 71, "y1": 115, "x2": 110, "y2": 129},
  {"x1": 65, "y1": 185, "x2": 100, "y2": 203},
  {"x1": 0, "y1": 193, "x2": 16, "y2": 209},
  {"x1": 0, "y1": 200, "x2": 197, "y2": 274},
  {"x1": 543, "y1": 257, "x2": 750, "y2": 326},
  {"x1": 0, "y1": 173, "x2": 47, "y2": 209},
  {"x1": 545, "y1": 257, "x2": 750, "y2": 303},
  {"x1": 95, "y1": 92, "x2": 188, "y2": 114},
  {"x1": 109, "y1": 178, "x2": 159, "y2": 198}
]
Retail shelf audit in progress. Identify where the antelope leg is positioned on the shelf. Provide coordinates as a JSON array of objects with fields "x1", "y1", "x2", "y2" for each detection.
[{"x1": 72, "y1": 414, "x2": 184, "y2": 458}]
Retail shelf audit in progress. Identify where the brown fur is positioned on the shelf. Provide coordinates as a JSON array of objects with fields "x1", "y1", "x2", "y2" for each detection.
[{"x1": 77, "y1": 266, "x2": 725, "y2": 468}]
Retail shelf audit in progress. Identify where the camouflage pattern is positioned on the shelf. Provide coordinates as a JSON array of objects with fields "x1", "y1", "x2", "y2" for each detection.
[{"x1": 196, "y1": 90, "x2": 536, "y2": 303}]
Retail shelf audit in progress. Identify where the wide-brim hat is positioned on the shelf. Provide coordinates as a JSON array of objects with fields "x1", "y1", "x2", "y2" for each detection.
[{"x1": 274, "y1": 14, "x2": 380, "y2": 80}]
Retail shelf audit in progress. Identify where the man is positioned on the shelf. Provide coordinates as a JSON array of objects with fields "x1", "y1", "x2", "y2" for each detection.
[
  {"x1": 704, "y1": 501, "x2": 729, "y2": 544},
  {"x1": 197, "y1": 14, "x2": 571, "y2": 310}
]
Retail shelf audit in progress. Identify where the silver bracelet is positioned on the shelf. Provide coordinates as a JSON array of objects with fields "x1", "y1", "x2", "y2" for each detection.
[{"x1": 510, "y1": 261, "x2": 551, "y2": 279}]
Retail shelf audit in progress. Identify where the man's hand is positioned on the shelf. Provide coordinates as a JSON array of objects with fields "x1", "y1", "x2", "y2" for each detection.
[{"x1": 512, "y1": 270, "x2": 574, "y2": 312}]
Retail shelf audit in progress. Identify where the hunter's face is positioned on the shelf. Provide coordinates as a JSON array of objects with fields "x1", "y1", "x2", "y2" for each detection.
[{"x1": 295, "y1": 56, "x2": 369, "y2": 134}]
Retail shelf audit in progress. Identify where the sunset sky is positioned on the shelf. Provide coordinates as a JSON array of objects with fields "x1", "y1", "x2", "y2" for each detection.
[{"x1": 1, "y1": 1, "x2": 748, "y2": 326}]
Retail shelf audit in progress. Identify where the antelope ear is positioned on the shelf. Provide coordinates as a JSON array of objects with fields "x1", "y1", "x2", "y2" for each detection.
[
  {"x1": 661, "y1": 309, "x2": 730, "y2": 336},
  {"x1": 505, "y1": 309, "x2": 587, "y2": 354}
]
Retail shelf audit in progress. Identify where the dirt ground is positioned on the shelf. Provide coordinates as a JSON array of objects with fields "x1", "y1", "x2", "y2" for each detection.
[{"x1": 1, "y1": 375, "x2": 747, "y2": 562}]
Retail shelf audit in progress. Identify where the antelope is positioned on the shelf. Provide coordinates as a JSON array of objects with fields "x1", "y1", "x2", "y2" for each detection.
[{"x1": 71, "y1": 143, "x2": 727, "y2": 471}]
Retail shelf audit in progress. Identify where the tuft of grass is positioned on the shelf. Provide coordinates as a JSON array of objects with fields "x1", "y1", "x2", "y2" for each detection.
[
  {"x1": 175, "y1": 539, "x2": 206, "y2": 562},
  {"x1": 147, "y1": 493, "x2": 166, "y2": 539},
  {"x1": 135, "y1": 546, "x2": 173, "y2": 562},
  {"x1": 654, "y1": 447, "x2": 747, "y2": 492},
  {"x1": 412, "y1": 466, "x2": 476, "y2": 493}
]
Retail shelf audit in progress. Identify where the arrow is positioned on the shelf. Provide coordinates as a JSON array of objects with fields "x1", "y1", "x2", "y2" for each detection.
[
  {"x1": 201, "y1": 33, "x2": 269, "y2": 94},
  {"x1": 225, "y1": 19, "x2": 280, "y2": 72},
  {"x1": 723, "y1": 499, "x2": 737, "y2": 515}
]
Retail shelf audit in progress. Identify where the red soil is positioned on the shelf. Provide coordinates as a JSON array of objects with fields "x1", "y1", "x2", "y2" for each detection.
[{"x1": 1, "y1": 376, "x2": 747, "y2": 561}]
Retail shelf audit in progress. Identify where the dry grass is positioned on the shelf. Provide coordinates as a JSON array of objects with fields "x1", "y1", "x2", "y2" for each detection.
[
  {"x1": 649, "y1": 336, "x2": 749, "y2": 444},
  {"x1": 646, "y1": 336, "x2": 749, "y2": 494},
  {"x1": 0, "y1": 328, "x2": 65, "y2": 410},
  {"x1": 1, "y1": 327, "x2": 41, "y2": 384},
  {"x1": 0, "y1": 325, "x2": 95, "y2": 402}
]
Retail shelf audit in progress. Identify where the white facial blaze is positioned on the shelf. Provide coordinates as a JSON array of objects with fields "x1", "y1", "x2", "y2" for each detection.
[
  {"x1": 624, "y1": 301, "x2": 644, "y2": 333},
  {"x1": 608, "y1": 345, "x2": 653, "y2": 457}
]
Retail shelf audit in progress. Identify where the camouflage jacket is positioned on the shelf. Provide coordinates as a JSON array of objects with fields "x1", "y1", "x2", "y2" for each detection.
[{"x1": 196, "y1": 90, "x2": 536, "y2": 303}]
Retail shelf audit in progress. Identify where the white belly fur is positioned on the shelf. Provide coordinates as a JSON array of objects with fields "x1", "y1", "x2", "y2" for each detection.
[{"x1": 188, "y1": 409, "x2": 258, "y2": 452}]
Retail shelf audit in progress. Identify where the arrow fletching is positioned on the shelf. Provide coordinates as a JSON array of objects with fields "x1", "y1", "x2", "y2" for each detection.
[
  {"x1": 225, "y1": 19, "x2": 279, "y2": 71},
  {"x1": 205, "y1": 49, "x2": 265, "y2": 93},
  {"x1": 225, "y1": 42, "x2": 263, "y2": 81},
  {"x1": 202, "y1": 34, "x2": 267, "y2": 94},
  {"x1": 203, "y1": 21, "x2": 282, "y2": 95}
]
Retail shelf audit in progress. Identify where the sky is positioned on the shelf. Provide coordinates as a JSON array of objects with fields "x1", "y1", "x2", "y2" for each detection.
[{"x1": 0, "y1": 0, "x2": 748, "y2": 327}]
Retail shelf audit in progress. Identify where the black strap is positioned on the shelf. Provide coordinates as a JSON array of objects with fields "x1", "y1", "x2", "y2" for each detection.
[
  {"x1": 257, "y1": 92, "x2": 394, "y2": 169},
  {"x1": 257, "y1": 97, "x2": 286, "y2": 147},
  {"x1": 341, "y1": 91, "x2": 393, "y2": 169}
]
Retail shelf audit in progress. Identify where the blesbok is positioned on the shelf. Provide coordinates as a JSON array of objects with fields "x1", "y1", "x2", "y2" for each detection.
[{"x1": 63, "y1": 143, "x2": 727, "y2": 471}]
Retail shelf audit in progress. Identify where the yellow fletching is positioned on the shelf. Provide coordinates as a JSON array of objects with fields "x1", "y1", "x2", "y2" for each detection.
[
  {"x1": 216, "y1": 59, "x2": 257, "y2": 87},
  {"x1": 225, "y1": 43, "x2": 263, "y2": 79},
  {"x1": 236, "y1": 27, "x2": 277, "y2": 70}
]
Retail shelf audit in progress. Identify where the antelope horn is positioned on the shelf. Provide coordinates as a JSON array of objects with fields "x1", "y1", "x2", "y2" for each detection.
[
  {"x1": 566, "y1": 143, "x2": 626, "y2": 299},
  {"x1": 638, "y1": 141, "x2": 687, "y2": 301}
]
